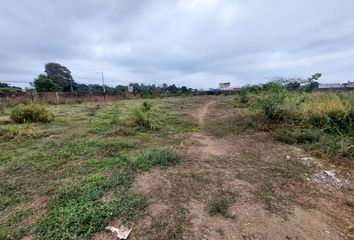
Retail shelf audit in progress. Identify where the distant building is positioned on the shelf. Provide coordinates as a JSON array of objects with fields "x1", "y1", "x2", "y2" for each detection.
[
  {"x1": 317, "y1": 82, "x2": 354, "y2": 90},
  {"x1": 219, "y1": 82, "x2": 230, "y2": 90},
  {"x1": 318, "y1": 83, "x2": 344, "y2": 89},
  {"x1": 128, "y1": 85, "x2": 134, "y2": 93},
  {"x1": 344, "y1": 81, "x2": 354, "y2": 88}
]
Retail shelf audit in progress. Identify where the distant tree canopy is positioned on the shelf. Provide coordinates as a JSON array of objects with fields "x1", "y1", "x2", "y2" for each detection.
[
  {"x1": 303, "y1": 73, "x2": 321, "y2": 92},
  {"x1": 32, "y1": 74, "x2": 61, "y2": 92},
  {"x1": 32, "y1": 63, "x2": 76, "y2": 92},
  {"x1": 45, "y1": 63, "x2": 75, "y2": 92},
  {"x1": 127, "y1": 83, "x2": 193, "y2": 95},
  {"x1": 0, "y1": 82, "x2": 22, "y2": 93},
  {"x1": 271, "y1": 73, "x2": 322, "y2": 92}
]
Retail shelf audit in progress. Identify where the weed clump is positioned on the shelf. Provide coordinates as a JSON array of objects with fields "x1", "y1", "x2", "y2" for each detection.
[
  {"x1": 131, "y1": 101, "x2": 155, "y2": 129},
  {"x1": 207, "y1": 193, "x2": 234, "y2": 218},
  {"x1": 10, "y1": 104, "x2": 53, "y2": 123},
  {"x1": 142, "y1": 101, "x2": 153, "y2": 112},
  {"x1": 132, "y1": 108, "x2": 152, "y2": 128}
]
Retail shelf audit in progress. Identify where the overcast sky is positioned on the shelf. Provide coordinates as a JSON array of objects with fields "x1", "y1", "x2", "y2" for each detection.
[{"x1": 0, "y1": 0, "x2": 353, "y2": 89}]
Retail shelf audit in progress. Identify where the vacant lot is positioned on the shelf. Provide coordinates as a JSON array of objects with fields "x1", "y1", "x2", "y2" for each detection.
[{"x1": 0, "y1": 95, "x2": 353, "y2": 239}]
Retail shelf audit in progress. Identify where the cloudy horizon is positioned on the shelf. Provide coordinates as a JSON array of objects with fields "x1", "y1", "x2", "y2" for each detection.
[{"x1": 1, "y1": 0, "x2": 353, "y2": 89}]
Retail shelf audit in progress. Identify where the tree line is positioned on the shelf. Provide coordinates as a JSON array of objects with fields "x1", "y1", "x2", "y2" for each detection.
[
  {"x1": 30, "y1": 62, "x2": 194, "y2": 94},
  {"x1": 0, "y1": 83, "x2": 22, "y2": 93},
  {"x1": 271, "y1": 73, "x2": 321, "y2": 92}
]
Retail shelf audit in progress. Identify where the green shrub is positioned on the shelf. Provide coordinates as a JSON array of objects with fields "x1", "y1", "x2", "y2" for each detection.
[
  {"x1": 255, "y1": 90, "x2": 301, "y2": 123},
  {"x1": 234, "y1": 90, "x2": 250, "y2": 107},
  {"x1": 131, "y1": 108, "x2": 152, "y2": 128},
  {"x1": 131, "y1": 102, "x2": 155, "y2": 128},
  {"x1": 10, "y1": 104, "x2": 53, "y2": 123},
  {"x1": 142, "y1": 101, "x2": 153, "y2": 112}
]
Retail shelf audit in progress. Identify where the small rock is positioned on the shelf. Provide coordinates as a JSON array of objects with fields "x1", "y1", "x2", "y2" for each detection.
[
  {"x1": 314, "y1": 170, "x2": 351, "y2": 188},
  {"x1": 300, "y1": 156, "x2": 317, "y2": 167},
  {"x1": 323, "y1": 170, "x2": 335, "y2": 178}
]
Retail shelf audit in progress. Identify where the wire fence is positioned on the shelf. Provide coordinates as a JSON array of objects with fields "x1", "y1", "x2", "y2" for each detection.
[{"x1": 0, "y1": 91, "x2": 142, "y2": 106}]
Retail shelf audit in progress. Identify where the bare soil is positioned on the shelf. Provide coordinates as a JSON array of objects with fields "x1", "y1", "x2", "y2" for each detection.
[{"x1": 93, "y1": 97, "x2": 354, "y2": 240}]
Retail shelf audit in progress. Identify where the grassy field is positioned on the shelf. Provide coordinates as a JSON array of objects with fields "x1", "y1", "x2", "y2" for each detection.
[
  {"x1": 0, "y1": 98, "x2": 197, "y2": 239},
  {"x1": 0, "y1": 93, "x2": 353, "y2": 239}
]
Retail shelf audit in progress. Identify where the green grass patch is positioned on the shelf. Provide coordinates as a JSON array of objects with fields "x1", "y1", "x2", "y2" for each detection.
[
  {"x1": 125, "y1": 148, "x2": 180, "y2": 171},
  {"x1": 0, "y1": 99, "x2": 190, "y2": 239},
  {"x1": 34, "y1": 148, "x2": 180, "y2": 239}
]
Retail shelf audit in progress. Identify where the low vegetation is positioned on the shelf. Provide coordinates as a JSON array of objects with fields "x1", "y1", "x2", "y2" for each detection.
[
  {"x1": 10, "y1": 103, "x2": 53, "y2": 123},
  {"x1": 35, "y1": 148, "x2": 179, "y2": 239},
  {"x1": 131, "y1": 102, "x2": 154, "y2": 129},
  {"x1": 0, "y1": 98, "x2": 195, "y2": 239},
  {"x1": 207, "y1": 193, "x2": 234, "y2": 218},
  {"x1": 233, "y1": 83, "x2": 354, "y2": 160}
]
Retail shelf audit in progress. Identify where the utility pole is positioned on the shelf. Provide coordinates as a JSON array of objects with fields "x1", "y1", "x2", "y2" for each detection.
[
  {"x1": 96, "y1": 72, "x2": 106, "y2": 99},
  {"x1": 70, "y1": 79, "x2": 74, "y2": 92}
]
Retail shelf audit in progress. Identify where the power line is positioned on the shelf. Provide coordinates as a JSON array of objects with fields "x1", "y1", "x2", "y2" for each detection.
[{"x1": 1, "y1": 72, "x2": 190, "y2": 87}]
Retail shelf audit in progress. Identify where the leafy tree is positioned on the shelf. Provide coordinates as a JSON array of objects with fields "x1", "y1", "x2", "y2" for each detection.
[
  {"x1": 162, "y1": 83, "x2": 168, "y2": 91},
  {"x1": 32, "y1": 74, "x2": 61, "y2": 92},
  {"x1": 45, "y1": 63, "x2": 75, "y2": 92},
  {"x1": 167, "y1": 84, "x2": 178, "y2": 93},
  {"x1": 88, "y1": 84, "x2": 104, "y2": 92},
  {"x1": 302, "y1": 73, "x2": 321, "y2": 92},
  {"x1": 181, "y1": 86, "x2": 188, "y2": 93},
  {"x1": 115, "y1": 85, "x2": 128, "y2": 93},
  {"x1": 308, "y1": 73, "x2": 322, "y2": 81},
  {"x1": 76, "y1": 83, "x2": 90, "y2": 92},
  {"x1": 285, "y1": 81, "x2": 301, "y2": 91},
  {"x1": 303, "y1": 81, "x2": 319, "y2": 92}
]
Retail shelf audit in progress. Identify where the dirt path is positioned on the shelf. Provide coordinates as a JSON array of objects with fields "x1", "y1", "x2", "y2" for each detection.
[
  {"x1": 180, "y1": 100, "x2": 348, "y2": 240},
  {"x1": 95, "y1": 98, "x2": 353, "y2": 240},
  {"x1": 195, "y1": 100, "x2": 215, "y2": 125}
]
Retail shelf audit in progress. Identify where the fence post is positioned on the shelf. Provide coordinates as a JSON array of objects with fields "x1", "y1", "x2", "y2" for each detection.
[{"x1": 56, "y1": 92, "x2": 59, "y2": 104}]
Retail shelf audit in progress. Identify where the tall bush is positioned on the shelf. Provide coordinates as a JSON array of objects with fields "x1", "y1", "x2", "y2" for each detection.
[{"x1": 10, "y1": 104, "x2": 53, "y2": 123}]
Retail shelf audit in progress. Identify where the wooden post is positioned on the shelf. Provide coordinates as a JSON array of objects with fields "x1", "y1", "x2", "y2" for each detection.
[{"x1": 56, "y1": 92, "x2": 59, "y2": 104}]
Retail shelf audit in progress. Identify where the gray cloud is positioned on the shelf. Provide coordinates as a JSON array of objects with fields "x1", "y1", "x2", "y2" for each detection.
[{"x1": 1, "y1": 0, "x2": 353, "y2": 88}]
